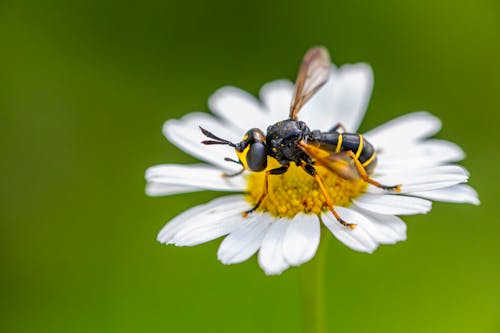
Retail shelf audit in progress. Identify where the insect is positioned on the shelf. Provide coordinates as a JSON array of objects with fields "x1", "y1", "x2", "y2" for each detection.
[{"x1": 200, "y1": 47, "x2": 401, "y2": 229}]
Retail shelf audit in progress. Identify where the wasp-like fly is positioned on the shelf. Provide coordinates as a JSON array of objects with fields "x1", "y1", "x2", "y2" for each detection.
[{"x1": 200, "y1": 47, "x2": 400, "y2": 229}]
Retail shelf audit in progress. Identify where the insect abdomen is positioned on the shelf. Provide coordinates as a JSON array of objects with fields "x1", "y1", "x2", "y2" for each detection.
[{"x1": 312, "y1": 132, "x2": 377, "y2": 174}]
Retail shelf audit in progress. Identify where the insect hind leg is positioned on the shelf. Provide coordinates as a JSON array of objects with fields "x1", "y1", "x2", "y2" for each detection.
[
  {"x1": 301, "y1": 163, "x2": 357, "y2": 229},
  {"x1": 345, "y1": 151, "x2": 401, "y2": 191},
  {"x1": 328, "y1": 122, "x2": 346, "y2": 133}
]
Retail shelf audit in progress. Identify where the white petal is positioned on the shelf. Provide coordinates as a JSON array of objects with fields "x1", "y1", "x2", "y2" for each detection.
[
  {"x1": 350, "y1": 208, "x2": 407, "y2": 244},
  {"x1": 322, "y1": 208, "x2": 378, "y2": 253},
  {"x1": 385, "y1": 139, "x2": 465, "y2": 162},
  {"x1": 259, "y1": 79, "x2": 294, "y2": 121},
  {"x1": 157, "y1": 195, "x2": 247, "y2": 244},
  {"x1": 146, "y1": 182, "x2": 202, "y2": 196},
  {"x1": 353, "y1": 193, "x2": 432, "y2": 215},
  {"x1": 331, "y1": 63, "x2": 373, "y2": 132},
  {"x1": 301, "y1": 64, "x2": 373, "y2": 132},
  {"x1": 364, "y1": 112, "x2": 442, "y2": 149},
  {"x1": 412, "y1": 184, "x2": 480, "y2": 205},
  {"x1": 217, "y1": 214, "x2": 272, "y2": 265},
  {"x1": 146, "y1": 164, "x2": 246, "y2": 192},
  {"x1": 282, "y1": 214, "x2": 321, "y2": 266},
  {"x1": 209, "y1": 86, "x2": 271, "y2": 132},
  {"x1": 375, "y1": 165, "x2": 469, "y2": 178},
  {"x1": 172, "y1": 203, "x2": 250, "y2": 246},
  {"x1": 369, "y1": 165, "x2": 469, "y2": 193},
  {"x1": 375, "y1": 140, "x2": 466, "y2": 172},
  {"x1": 157, "y1": 201, "x2": 209, "y2": 244},
  {"x1": 258, "y1": 219, "x2": 290, "y2": 275},
  {"x1": 163, "y1": 112, "x2": 241, "y2": 172}
]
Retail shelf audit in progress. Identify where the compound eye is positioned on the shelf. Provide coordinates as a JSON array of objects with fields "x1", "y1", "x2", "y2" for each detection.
[{"x1": 247, "y1": 142, "x2": 268, "y2": 172}]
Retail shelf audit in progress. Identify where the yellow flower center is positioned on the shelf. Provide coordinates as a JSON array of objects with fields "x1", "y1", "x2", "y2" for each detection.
[{"x1": 245, "y1": 160, "x2": 368, "y2": 217}]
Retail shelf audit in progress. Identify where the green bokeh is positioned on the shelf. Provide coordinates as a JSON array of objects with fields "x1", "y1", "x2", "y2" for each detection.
[{"x1": 1, "y1": 0, "x2": 498, "y2": 332}]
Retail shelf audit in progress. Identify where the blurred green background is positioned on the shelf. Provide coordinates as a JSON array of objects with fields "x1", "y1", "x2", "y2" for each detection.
[{"x1": 1, "y1": 0, "x2": 498, "y2": 332}]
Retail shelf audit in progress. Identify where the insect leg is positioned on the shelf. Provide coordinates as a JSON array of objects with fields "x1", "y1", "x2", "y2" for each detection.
[
  {"x1": 224, "y1": 157, "x2": 242, "y2": 164},
  {"x1": 222, "y1": 169, "x2": 245, "y2": 178},
  {"x1": 222, "y1": 157, "x2": 245, "y2": 178},
  {"x1": 301, "y1": 163, "x2": 357, "y2": 229},
  {"x1": 243, "y1": 165, "x2": 289, "y2": 216},
  {"x1": 328, "y1": 122, "x2": 346, "y2": 133},
  {"x1": 344, "y1": 151, "x2": 401, "y2": 191}
]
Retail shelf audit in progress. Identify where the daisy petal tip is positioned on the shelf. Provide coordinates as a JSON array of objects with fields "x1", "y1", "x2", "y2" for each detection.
[
  {"x1": 366, "y1": 246, "x2": 377, "y2": 255},
  {"x1": 354, "y1": 63, "x2": 373, "y2": 83},
  {"x1": 156, "y1": 235, "x2": 171, "y2": 245},
  {"x1": 157, "y1": 231, "x2": 169, "y2": 244},
  {"x1": 357, "y1": 235, "x2": 379, "y2": 254},
  {"x1": 162, "y1": 119, "x2": 180, "y2": 139},
  {"x1": 217, "y1": 253, "x2": 244, "y2": 266},
  {"x1": 208, "y1": 85, "x2": 235, "y2": 103},
  {"x1": 339, "y1": 62, "x2": 373, "y2": 76},
  {"x1": 259, "y1": 79, "x2": 294, "y2": 95},
  {"x1": 218, "y1": 259, "x2": 232, "y2": 266},
  {"x1": 419, "y1": 111, "x2": 442, "y2": 133},
  {"x1": 352, "y1": 240, "x2": 378, "y2": 254},
  {"x1": 466, "y1": 184, "x2": 480, "y2": 205},
  {"x1": 145, "y1": 182, "x2": 185, "y2": 197},
  {"x1": 157, "y1": 226, "x2": 177, "y2": 244},
  {"x1": 216, "y1": 251, "x2": 232, "y2": 265},
  {"x1": 208, "y1": 86, "x2": 258, "y2": 114},
  {"x1": 260, "y1": 265, "x2": 287, "y2": 276},
  {"x1": 412, "y1": 110, "x2": 441, "y2": 124},
  {"x1": 465, "y1": 191, "x2": 480, "y2": 206}
]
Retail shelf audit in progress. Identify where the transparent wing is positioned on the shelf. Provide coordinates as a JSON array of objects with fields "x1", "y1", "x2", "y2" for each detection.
[
  {"x1": 298, "y1": 142, "x2": 360, "y2": 180},
  {"x1": 289, "y1": 47, "x2": 331, "y2": 120}
]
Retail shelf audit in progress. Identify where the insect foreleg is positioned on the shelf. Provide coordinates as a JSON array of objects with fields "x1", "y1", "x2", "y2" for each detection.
[
  {"x1": 224, "y1": 157, "x2": 242, "y2": 164},
  {"x1": 301, "y1": 163, "x2": 357, "y2": 229},
  {"x1": 222, "y1": 168, "x2": 245, "y2": 178},
  {"x1": 221, "y1": 157, "x2": 245, "y2": 178},
  {"x1": 344, "y1": 151, "x2": 401, "y2": 191},
  {"x1": 243, "y1": 165, "x2": 289, "y2": 216}
]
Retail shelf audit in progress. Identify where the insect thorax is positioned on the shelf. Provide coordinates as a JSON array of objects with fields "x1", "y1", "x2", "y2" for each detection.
[{"x1": 265, "y1": 119, "x2": 311, "y2": 164}]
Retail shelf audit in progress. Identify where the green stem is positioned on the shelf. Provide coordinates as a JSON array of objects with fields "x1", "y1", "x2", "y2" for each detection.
[{"x1": 300, "y1": 231, "x2": 329, "y2": 333}]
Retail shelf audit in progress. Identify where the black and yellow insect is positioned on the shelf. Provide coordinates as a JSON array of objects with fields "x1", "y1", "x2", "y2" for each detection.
[{"x1": 200, "y1": 47, "x2": 400, "y2": 229}]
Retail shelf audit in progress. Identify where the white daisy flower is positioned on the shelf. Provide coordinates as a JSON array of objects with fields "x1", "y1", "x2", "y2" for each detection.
[{"x1": 146, "y1": 49, "x2": 479, "y2": 275}]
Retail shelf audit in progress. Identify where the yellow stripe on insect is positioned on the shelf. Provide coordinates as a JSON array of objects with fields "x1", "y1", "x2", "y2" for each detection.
[
  {"x1": 362, "y1": 152, "x2": 376, "y2": 167},
  {"x1": 355, "y1": 135, "x2": 364, "y2": 159},
  {"x1": 236, "y1": 145, "x2": 251, "y2": 170},
  {"x1": 335, "y1": 134, "x2": 343, "y2": 153}
]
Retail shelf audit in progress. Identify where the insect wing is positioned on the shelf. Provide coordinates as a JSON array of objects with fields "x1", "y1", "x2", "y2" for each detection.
[
  {"x1": 289, "y1": 47, "x2": 331, "y2": 120},
  {"x1": 299, "y1": 142, "x2": 360, "y2": 180},
  {"x1": 324, "y1": 153, "x2": 360, "y2": 180}
]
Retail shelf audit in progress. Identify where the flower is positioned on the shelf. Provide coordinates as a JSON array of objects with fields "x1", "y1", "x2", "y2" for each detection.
[{"x1": 146, "y1": 61, "x2": 479, "y2": 275}]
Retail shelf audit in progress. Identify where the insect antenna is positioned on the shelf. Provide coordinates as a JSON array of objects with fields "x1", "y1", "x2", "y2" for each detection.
[{"x1": 199, "y1": 126, "x2": 236, "y2": 147}]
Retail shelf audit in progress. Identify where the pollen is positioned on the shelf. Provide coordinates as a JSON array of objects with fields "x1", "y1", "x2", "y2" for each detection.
[{"x1": 245, "y1": 160, "x2": 368, "y2": 218}]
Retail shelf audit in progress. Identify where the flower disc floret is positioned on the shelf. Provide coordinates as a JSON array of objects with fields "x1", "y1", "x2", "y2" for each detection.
[{"x1": 246, "y1": 161, "x2": 367, "y2": 217}]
